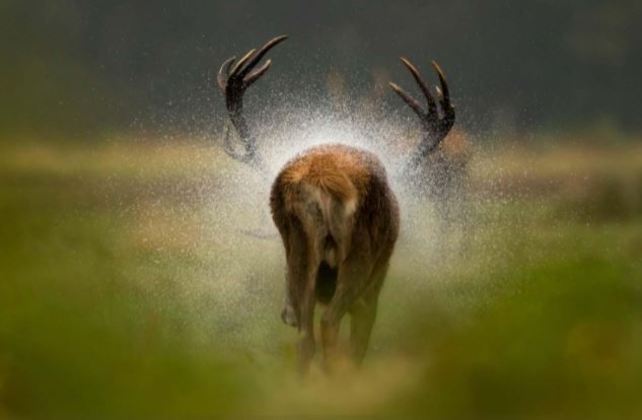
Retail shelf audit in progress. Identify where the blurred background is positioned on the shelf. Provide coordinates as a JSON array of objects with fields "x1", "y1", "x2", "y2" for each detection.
[
  {"x1": 3, "y1": 0, "x2": 642, "y2": 139},
  {"x1": 1, "y1": 1, "x2": 641, "y2": 418}
]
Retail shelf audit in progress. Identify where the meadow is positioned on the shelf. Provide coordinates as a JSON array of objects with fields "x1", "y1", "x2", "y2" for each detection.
[{"x1": 1, "y1": 134, "x2": 641, "y2": 418}]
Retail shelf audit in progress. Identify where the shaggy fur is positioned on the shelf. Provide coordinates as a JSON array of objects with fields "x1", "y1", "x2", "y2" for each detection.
[{"x1": 270, "y1": 144, "x2": 399, "y2": 372}]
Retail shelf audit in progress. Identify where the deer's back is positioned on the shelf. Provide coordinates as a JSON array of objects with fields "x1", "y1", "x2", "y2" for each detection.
[{"x1": 270, "y1": 144, "x2": 399, "y2": 266}]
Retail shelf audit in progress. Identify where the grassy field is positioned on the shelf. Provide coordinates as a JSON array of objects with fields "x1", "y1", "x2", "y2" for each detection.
[{"x1": 1, "y1": 136, "x2": 641, "y2": 418}]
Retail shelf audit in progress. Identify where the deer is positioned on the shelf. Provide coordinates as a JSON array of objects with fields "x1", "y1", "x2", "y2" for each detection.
[{"x1": 216, "y1": 35, "x2": 455, "y2": 374}]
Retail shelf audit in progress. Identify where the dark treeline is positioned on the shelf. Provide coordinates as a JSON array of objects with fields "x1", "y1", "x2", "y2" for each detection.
[{"x1": 2, "y1": 0, "x2": 641, "y2": 139}]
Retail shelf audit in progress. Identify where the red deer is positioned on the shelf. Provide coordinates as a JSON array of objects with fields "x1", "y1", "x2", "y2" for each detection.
[{"x1": 216, "y1": 35, "x2": 455, "y2": 373}]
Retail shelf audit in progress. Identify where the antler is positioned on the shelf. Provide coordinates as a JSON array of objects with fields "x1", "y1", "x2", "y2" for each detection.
[
  {"x1": 389, "y1": 58, "x2": 455, "y2": 168},
  {"x1": 217, "y1": 35, "x2": 288, "y2": 167}
]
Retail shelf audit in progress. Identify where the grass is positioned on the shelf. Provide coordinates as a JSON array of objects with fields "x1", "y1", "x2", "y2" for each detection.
[{"x1": 0, "y1": 136, "x2": 641, "y2": 418}]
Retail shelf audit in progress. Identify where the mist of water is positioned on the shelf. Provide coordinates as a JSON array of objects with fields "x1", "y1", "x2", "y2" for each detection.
[{"x1": 125, "y1": 91, "x2": 512, "y2": 361}]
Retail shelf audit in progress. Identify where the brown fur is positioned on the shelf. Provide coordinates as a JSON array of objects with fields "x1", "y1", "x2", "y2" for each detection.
[{"x1": 270, "y1": 144, "x2": 399, "y2": 373}]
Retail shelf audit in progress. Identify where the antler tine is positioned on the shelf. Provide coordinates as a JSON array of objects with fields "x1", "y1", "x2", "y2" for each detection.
[
  {"x1": 431, "y1": 61, "x2": 450, "y2": 103},
  {"x1": 245, "y1": 59, "x2": 272, "y2": 88},
  {"x1": 400, "y1": 57, "x2": 437, "y2": 114},
  {"x1": 229, "y1": 48, "x2": 256, "y2": 79},
  {"x1": 389, "y1": 82, "x2": 424, "y2": 118},
  {"x1": 390, "y1": 55, "x2": 456, "y2": 166},
  {"x1": 215, "y1": 34, "x2": 288, "y2": 169},
  {"x1": 431, "y1": 60, "x2": 455, "y2": 124},
  {"x1": 217, "y1": 57, "x2": 236, "y2": 92},
  {"x1": 238, "y1": 35, "x2": 288, "y2": 79}
]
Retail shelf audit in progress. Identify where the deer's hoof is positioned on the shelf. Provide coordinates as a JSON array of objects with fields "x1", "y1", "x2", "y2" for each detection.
[{"x1": 281, "y1": 306, "x2": 298, "y2": 327}]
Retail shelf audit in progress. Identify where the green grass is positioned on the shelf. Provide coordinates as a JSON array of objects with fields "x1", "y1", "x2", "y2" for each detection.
[{"x1": 0, "y1": 139, "x2": 641, "y2": 418}]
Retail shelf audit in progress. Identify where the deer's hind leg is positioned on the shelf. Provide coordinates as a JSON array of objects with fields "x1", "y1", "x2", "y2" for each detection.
[
  {"x1": 293, "y1": 249, "x2": 318, "y2": 376},
  {"x1": 283, "y1": 214, "x2": 321, "y2": 375},
  {"x1": 290, "y1": 190, "x2": 332, "y2": 375},
  {"x1": 349, "y1": 261, "x2": 388, "y2": 365},
  {"x1": 320, "y1": 248, "x2": 374, "y2": 371}
]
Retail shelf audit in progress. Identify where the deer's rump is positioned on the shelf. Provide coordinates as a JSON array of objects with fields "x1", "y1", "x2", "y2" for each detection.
[
  {"x1": 286, "y1": 182, "x2": 346, "y2": 305},
  {"x1": 271, "y1": 145, "x2": 372, "y2": 302}
]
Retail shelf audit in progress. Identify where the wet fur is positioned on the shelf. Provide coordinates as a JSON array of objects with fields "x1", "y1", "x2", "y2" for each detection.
[{"x1": 270, "y1": 144, "x2": 400, "y2": 372}]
